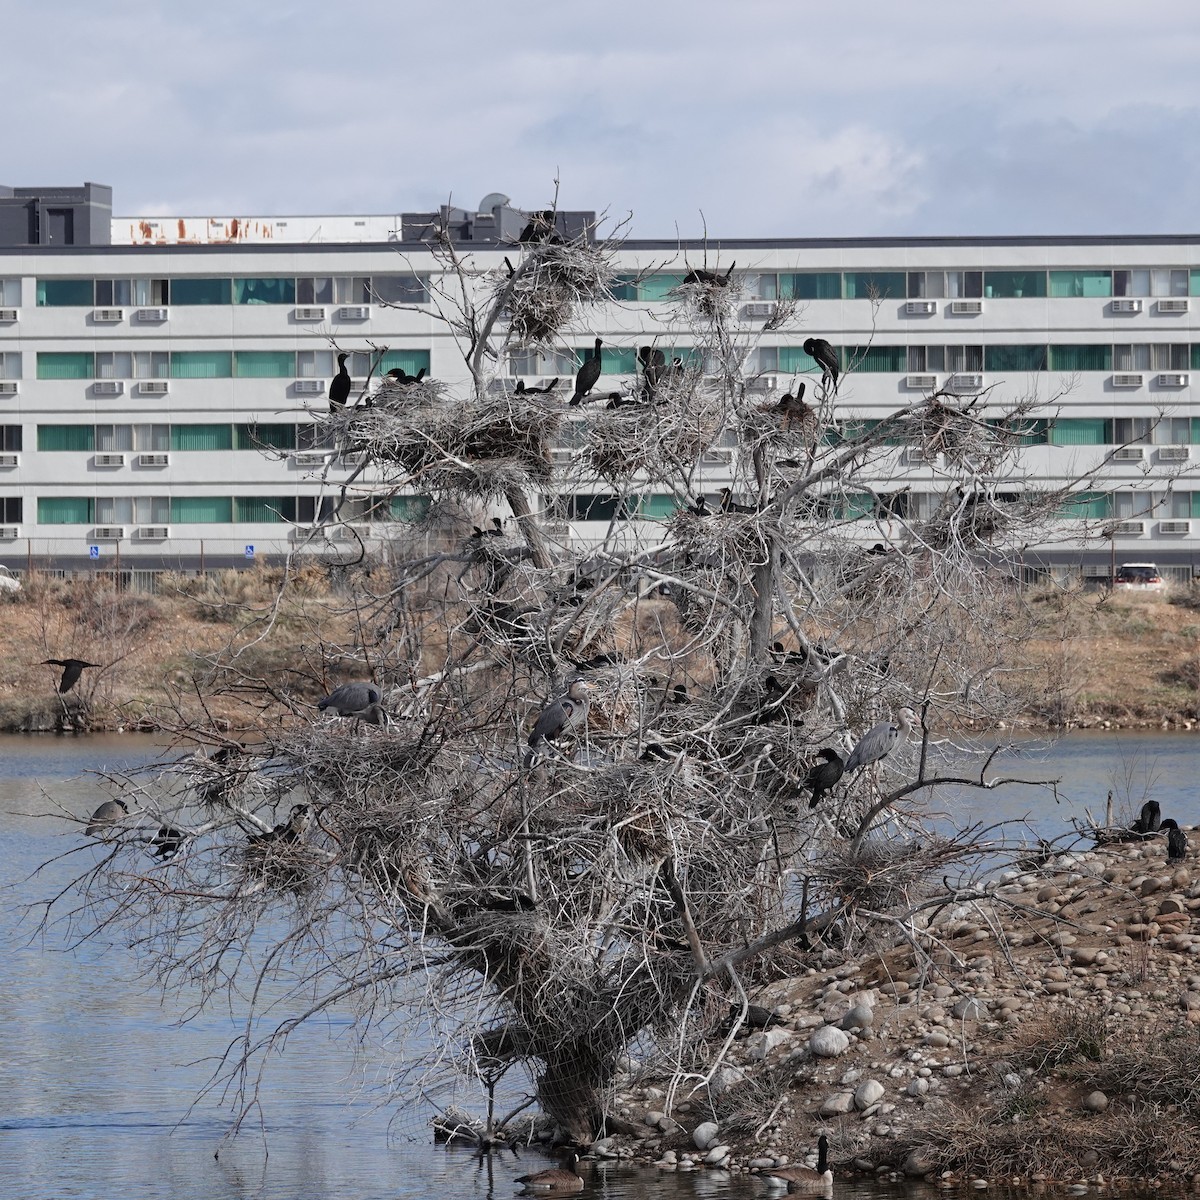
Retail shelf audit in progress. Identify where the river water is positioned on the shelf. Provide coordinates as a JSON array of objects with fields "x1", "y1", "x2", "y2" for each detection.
[{"x1": 0, "y1": 732, "x2": 1193, "y2": 1199}]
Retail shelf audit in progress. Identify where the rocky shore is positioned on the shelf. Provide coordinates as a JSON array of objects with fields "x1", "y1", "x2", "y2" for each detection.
[{"x1": 595, "y1": 826, "x2": 1200, "y2": 1187}]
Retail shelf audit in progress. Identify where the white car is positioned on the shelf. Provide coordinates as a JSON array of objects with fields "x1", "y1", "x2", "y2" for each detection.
[
  {"x1": 1114, "y1": 562, "x2": 1164, "y2": 591},
  {"x1": 0, "y1": 565, "x2": 20, "y2": 593}
]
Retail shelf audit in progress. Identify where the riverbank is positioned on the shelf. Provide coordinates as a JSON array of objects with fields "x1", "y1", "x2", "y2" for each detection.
[{"x1": 602, "y1": 827, "x2": 1200, "y2": 1188}]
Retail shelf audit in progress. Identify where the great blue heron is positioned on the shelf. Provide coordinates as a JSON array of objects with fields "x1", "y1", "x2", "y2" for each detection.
[
  {"x1": 802, "y1": 748, "x2": 845, "y2": 809},
  {"x1": 568, "y1": 338, "x2": 603, "y2": 407},
  {"x1": 763, "y1": 1134, "x2": 832, "y2": 1192},
  {"x1": 318, "y1": 682, "x2": 386, "y2": 725},
  {"x1": 85, "y1": 797, "x2": 128, "y2": 837},
  {"x1": 328, "y1": 352, "x2": 351, "y2": 411},
  {"x1": 524, "y1": 679, "x2": 589, "y2": 767},
  {"x1": 515, "y1": 1153, "x2": 583, "y2": 1194},
  {"x1": 803, "y1": 337, "x2": 840, "y2": 393},
  {"x1": 844, "y1": 708, "x2": 918, "y2": 773},
  {"x1": 41, "y1": 658, "x2": 99, "y2": 694}
]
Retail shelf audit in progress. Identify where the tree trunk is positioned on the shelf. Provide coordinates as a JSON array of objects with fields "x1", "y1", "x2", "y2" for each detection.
[{"x1": 506, "y1": 487, "x2": 553, "y2": 570}]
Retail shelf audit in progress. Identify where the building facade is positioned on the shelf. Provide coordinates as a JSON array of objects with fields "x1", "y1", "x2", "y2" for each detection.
[{"x1": 0, "y1": 185, "x2": 1197, "y2": 578}]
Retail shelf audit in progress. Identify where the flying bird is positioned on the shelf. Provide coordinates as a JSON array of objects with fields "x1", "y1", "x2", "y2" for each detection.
[
  {"x1": 328, "y1": 352, "x2": 352, "y2": 411},
  {"x1": 803, "y1": 337, "x2": 840, "y2": 393},
  {"x1": 41, "y1": 658, "x2": 99, "y2": 694},
  {"x1": 524, "y1": 679, "x2": 589, "y2": 767},
  {"x1": 568, "y1": 338, "x2": 603, "y2": 406}
]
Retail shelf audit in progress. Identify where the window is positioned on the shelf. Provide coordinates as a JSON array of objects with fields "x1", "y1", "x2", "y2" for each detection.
[
  {"x1": 0, "y1": 279, "x2": 21, "y2": 306},
  {"x1": 133, "y1": 278, "x2": 169, "y2": 306},
  {"x1": 296, "y1": 423, "x2": 321, "y2": 450},
  {"x1": 1048, "y1": 345, "x2": 1112, "y2": 371},
  {"x1": 1050, "y1": 419, "x2": 1107, "y2": 446},
  {"x1": 171, "y1": 278, "x2": 231, "y2": 305},
  {"x1": 575, "y1": 345, "x2": 636, "y2": 373},
  {"x1": 1049, "y1": 271, "x2": 1112, "y2": 298},
  {"x1": 234, "y1": 496, "x2": 296, "y2": 522},
  {"x1": 845, "y1": 344, "x2": 905, "y2": 372},
  {"x1": 633, "y1": 495, "x2": 680, "y2": 518},
  {"x1": 984, "y1": 344, "x2": 1047, "y2": 372},
  {"x1": 95, "y1": 352, "x2": 133, "y2": 379},
  {"x1": 1192, "y1": 271, "x2": 1200, "y2": 297},
  {"x1": 1151, "y1": 269, "x2": 1188, "y2": 298},
  {"x1": 1153, "y1": 344, "x2": 1189, "y2": 371},
  {"x1": 1110, "y1": 417, "x2": 1154, "y2": 444},
  {"x1": 378, "y1": 350, "x2": 432, "y2": 377},
  {"x1": 132, "y1": 425, "x2": 169, "y2": 451},
  {"x1": 740, "y1": 273, "x2": 778, "y2": 300},
  {"x1": 170, "y1": 351, "x2": 233, "y2": 379},
  {"x1": 565, "y1": 494, "x2": 626, "y2": 522},
  {"x1": 333, "y1": 277, "x2": 371, "y2": 304},
  {"x1": 171, "y1": 424, "x2": 233, "y2": 451},
  {"x1": 1114, "y1": 344, "x2": 1149, "y2": 371},
  {"x1": 95, "y1": 424, "x2": 133, "y2": 452},
  {"x1": 0, "y1": 497, "x2": 21, "y2": 522},
  {"x1": 170, "y1": 496, "x2": 233, "y2": 523},
  {"x1": 235, "y1": 423, "x2": 296, "y2": 450},
  {"x1": 38, "y1": 425, "x2": 94, "y2": 451},
  {"x1": 844, "y1": 271, "x2": 905, "y2": 300},
  {"x1": 234, "y1": 351, "x2": 296, "y2": 378},
  {"x1": 777, "y1": 345, "x2": 826, "y2": 373},
  {"x1": 37, "y1": 352, "x2": 94, "y2": 380},
  {"x1": 0, "y1": 352, "x2": 21, "y2": 379},
  {"x1": 1114, "y1": 491, "x2": 1153, "y2": 518},
  {"x1": 990, "y1": 418, "x2": 1048, "y2": 445},
  {"x1": 1114, "y1": 269, "x2": 1189, "y2": 298},
  {"x1": 984, "y1": 271, "x2": 1047, "y2": 299},
  {"x1": 509, "y1": 348, "x2": 577, "y2": 376},
  {"x1": 297, "y1": 350, "x2": 335, "y2": 378},
  {"x1": 780, "y1": 272, "x2": 842, "y2": 300},
  {"x1": 945, "y1": 345, "x2": 984, "y2": 373},
  {"x1": 233, "y1": 277, "x2": 295, "y2": 305},
  {"x1": 372, "y1": 275, "x2": 429, "y2": 305},
  {"x1": 296, "y1": 496, "x2": 338, "y2": 523},
  {"x1": 1154, "y1": 417, "x2": 1192, "y2": 446},
  {"x1": 36, "y1": 278, "x2": 93, "y2": 306},
  {"x1": 907, "y1": 271, "x2": 982, "y2": 299},
  {"x1": 133, "y1": 496, "x2": 170, "y2": 524},
  {"x1": 0, "y1": 426, "x2": 21, "y2": 452},
  {"x1": 610, "y1": 275, "x2": 638, "y2": 302},
  {"x1": 1194, "y1": 345, "x2": 1200, "y2": 371},
  {"x1": 638, "y1": 274, "x2": 685, "y2": 301},
  {"x1": 390, "y1": 496, "x2": 431, "y2": 521},
  {"x1": 1058, "y1": 492, "x2": 1111, "y2": 519},
  {"x1": 38, "y1": 497, "x2": 94, "y2": 523},
  {"x1": 96, "y1": 496, "x2": 134, "y2": 524},
  {"x1": 95, "y1": 279, "x2": 133, "y2": 306},
  {"x1": 131, "y1": 351, "x2": 169, "y2": 379}
]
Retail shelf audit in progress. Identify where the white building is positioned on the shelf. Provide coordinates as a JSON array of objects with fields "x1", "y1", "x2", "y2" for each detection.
[{"x1": 0, "y1": 184, "x2": 1197, "y2": 579}]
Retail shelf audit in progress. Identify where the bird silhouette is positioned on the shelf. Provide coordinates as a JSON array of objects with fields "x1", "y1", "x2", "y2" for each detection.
[
  {"x1": 683, "y1": 262, "x2": 736, "y2": 285},
  {"x1": 41, "y1": 658, "x2": 99, "y2": 694},
  {"x1": 719, "y1": 487, "x2": 756, "y2": 515},
  {"x1": 803, "y1": 338, "x2": 840, "y2": 393},
  {"x1": 328, "y1": 352, "x2": 352, "y2": 411},
  {"x1": 802, "y1": 748, "x2": 845, "y2": 808},
  {"x1": 248, "y1": 803, "x2": 311, "y2": 847},
  {"x1": 568, "y1": 338, "x2": 603, "y2": 406},
  {"x1": 517, "y1": 209, "x2": 563, "y2": 245},
  {"x1": 384, "y1": 366, "x2": 427, "y2": 386}
]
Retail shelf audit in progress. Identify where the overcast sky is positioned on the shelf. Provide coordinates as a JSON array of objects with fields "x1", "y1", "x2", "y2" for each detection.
[{"x1": 8, "y1": 0, "x2": 1200, "y2": 238}]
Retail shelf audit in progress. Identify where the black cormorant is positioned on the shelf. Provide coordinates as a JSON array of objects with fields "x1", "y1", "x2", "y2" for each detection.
[
  {"x1": 568, "y1": 338, "x2": 603, "y2": 406},
  {"x1": 802, "y1": 748, "x2": 845, "y2": 809},
  {"x1": 328, "y1": 353, "x2": 352, "y2": 411},
  {"x1": 41, "y1": 658, "x2": 99, "y2": 694},
  {"x1": 803, "y1": 337, "x2": 840, "y2": 393}
]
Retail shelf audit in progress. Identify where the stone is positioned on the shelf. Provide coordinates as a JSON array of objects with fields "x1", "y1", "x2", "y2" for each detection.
[
  {"x1": 907, "y1": 1077, "x2": 930, "y2": 1097},
  {"x1": 904, "y1": 1147, "x2": 939, "y2": 1177},
  {"x1": 704, "y1": 1145, "x2": 730, "y2": 1165},
  {"x1": 924, "y1": 1030, "x2": 951, "y2": 1048},
  {"x1": 952, "y1": 997, "x2": 988, "y2": 1021},
  {"x1": 1083, "y1": 1090, "x2": 1109, "y2": 1113},
  {"x1": 692, "y1": 1121, "x2": 719, "y2": 1150},
  {"x1": 854, "y1": 1080, "x2": 885, "y2": 1110},
  {"x1": 820, "y1": 1091, "x2": 856, "y2": 1117},
  {"x1": 644, "y1": 1110, "x2": 664, "y2": 1127},
  {"x1": 841, "y1": 1004, "x2": 874, "y2": 1030},
  {"x1": 810, "y1": 1025, "x2": 850, "y2": 1057},
  {"x1": 747, "y1": 1028, "x2": 791, "y2": 1060}
]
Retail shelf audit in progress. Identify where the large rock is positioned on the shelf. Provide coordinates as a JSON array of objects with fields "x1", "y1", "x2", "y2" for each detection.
[
  {"x1": 747, "y1": 1028, "x2": 792, "y2": 1060},
  {"x1": 904, "y1": 1146, "x2": 939, "y2": 1177},
  {"x1": 1082, "y1": 1090, "x2": 1109, "y2": 1113},
  {"x1": 841, "y1": 1004, "x2": 874, "y2": 1030},
  {"x1": 854, "y1": 1079, "x2": 885, "y2": 1110},
  {"x1": 820, "y1": 1091, "x2": 856, "y2": 1117},
  {"x1": 692, "y1": 1121, "x2": 719, "y2": 1150},
  {"x1": 810, "y1": 1025, "x2": 851, "y2": 1058},
  {"x1": 952, "y1": 997, "x2": 987, "y2": 1021}
]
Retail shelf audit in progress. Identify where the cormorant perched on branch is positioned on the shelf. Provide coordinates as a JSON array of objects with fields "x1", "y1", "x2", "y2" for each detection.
[
  {"x1": 801, "y1": 748, "x2": 844, "y2": 809},
  {"x1": 385, "y1": 366, "x2": 427, "y2": 385},
  {"x1": 719, "y1": 487, "x2": 756, "y2": 515},
  {"x1": 514, "y1": 378, "x2": 559, "y2": 395},
  {"x1": 568, "y1": 338, "x2": 603, "y2": 407},
  {"x1": 803, "y1": 337, "x2": 840, "y2": 393},
  {"x1": 248, "y1": 803, "x2": 311, "y2": 847},
  {"x1": 328, "y1": 352, "x2": 352, "y2": 411},
  {"x1": 683, "y1": 262, "x2": 736, "y2": 286},
  {"x1": 41, "y1": 658, "x2": 99, "y2": 694},
  {"x1": 517, "y1": 209, "x2": 563, "y2": 245}
]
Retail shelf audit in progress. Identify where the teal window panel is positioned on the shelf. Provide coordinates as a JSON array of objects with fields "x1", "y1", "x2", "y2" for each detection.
[
  {"x1": 778, "y1": 345, "x2": 822, "y2": 373},
  {"x1": 1192, "y1": 345, "x2": 1200, "y2": 371},
  {"x1": 38, "y1": 496, "x2": 94, "y2": 523},
  {"x1": 638, "y1": 274, "x2": 685, "y2": 301},
  {"x1": 390, "y1": 496, "x2": 431, "y2": 521},
  {"x1": 989, "y1": 418, "x2": 1048, "y2": 445},
  {"x1": 1193, "y1": 493, "x2": 1200, "y2": 518},
  {"x1": 575, "y1": 345, "x2": 635, "y2": 373},
  {"x1": 567, "y1": 494, "x2": 625, "y2": 521},
  {"x1": 36, "y1": 278, "x2": 94, "y2": 306},
  {"x1": 984, "y1": 271, "x2": 1047, "y2": 298},
  {"x1": 1191, "y1": 271, "x2": 1200, "y2": 297},
  {"x1": 1048, "y1": 345, "x2": 1112, "y2": 371},
  {"x1": 1050, "y1": 418, "x2": 1107, "y2": 446},
  {"x1": 635, "y1": 495, "x2": 680, "y2": 518},
  {"x1": 235, "y1": 423, "x2": 296, "y2": 450},
  {"x1": 233, "y1": 277, "x2": 295, "y2": 305},
  {"x1": 781, "y1": 272, "x2": 842, "y2": 300},
  {"x1": 844, "y1": 271, "x2": 906, "y2": 300},
  {"x1": 234, "y1": 350, "x2": 296, "y2": 378},
  {"x1": 170, "y1": 351, "x2": 233, "y2": 379},
  {"x1": 171, "y1": 278, "x2": 232, "y2": 305},
  {"x1": 38, "y1": 424, "x2": 94, "y2": 451},
  {"x1": 1049, "y1": 271, "x2": 1112, "y2": 298},
  {"x1": 379, "y1": 350, "x2": 432, "y2": 376},
  {"x1": 170, "y1": 496, "x2": 233, "y2": 523},
  {"x1": 984, "y1": 344, "x2": 1047, "y2": 372},
  {"x1": 171, "y1": 424, "x2": 233, "y2": 451},
  {"x1": 1058, "y1": 491, "x2": 1111, "y2": 519},
  {"x1": 610, "y1": 275, "x2": 638, "y2": 301},
  {"x1": 37, "y1": 352, "x2": 95, "y2": 380},
  {"x1": 845, "y1": 345, "x2": 905, "y2": 372},
  {"x1": 234, "y1": 496, "x2": 296, "y2": 522}
]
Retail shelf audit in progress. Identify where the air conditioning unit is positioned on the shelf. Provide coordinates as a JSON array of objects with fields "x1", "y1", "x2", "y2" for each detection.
[
  {"x1": 94, "y1": 453, "x2": 127, "y2": 467},
  {"x1": 548, "y1": 448, "x2": 578, "y2": 466},
  {"x1": 1158, "y1": 372, "x2": 1189, "y2": 387},
  {"x1": 293, "y1": 379, "x2": 325, "y2": 395},
  {"x1": 1111, "y1": 299, "x2": 1143, "y2": 314},
  {"x1": 0, "y1": 526, "x2": 17, "y2": 539},
  {"x1": 700, "y1": 448, "x2": 735, "y2": 465},
  {"x1": 136, "y1": 525, "x2": 170, "y2": 540},
  {"x1": 337, "y1": 305, "x2": 370, "y2": 321},
  {"x1": 906, "y1": 446, "x2": 940, "y2": 465},
  {"x1": 947, "y1": 373, "x2": 983, "y2": 391},
  {"x1": 293, "y1": 450, "x2": 331, "y2": 467},
  {"x1": 746, "y1": 376, "x2": 777, "y2": 392},
  {"x1": 135, "y1": 307, "x2": 169, "y2": 322},
  {"x1": 1112, "y1": 520, "x2": 1145, "y2": 535},
  {"x1": 949, "y1": 300, "x2": 983, "y2": 315},
  {"x1": 905, "y1": 374, "x2": 938, "y2": 389},
  {"x1": 138, "y1": 380, "x2": 169, "y2": 396},
  {"x1": 93, "y1": 526, "x2": 126, "y2": 540},
  {"x1": 1160, "y1": 519, "x2": 1191, "y2": 534},
  {"x1": 1158, "y1": 445, "x2": 1192, "y2": 462},
  {"x1": 336, "y1": 523, "x2": 373, "y2": 540},
  {"x1": 93, "y1": 381, "x2": 124, "y2": 397},
  {"x1": 0, "y1": 453, "x2": 18, "y2": 467},
  {"x1": 905, "y1": 300, "x2": 937, "y2": 315},
  {"x1": 1112, "y1": 373, "x2": 1144, "y2": 388},
  {"x1": 743, "y1": 302, "x2": 777, "y2": 319},
  {"x1": 137, "y1": 452, "x2": 170, "y2": 467},
  {"x1": 1111, "y1": 447, "x2": 1145, "y2": 462},
  {"x1": 0, "y1": 382, "x2": 17, "y2": 396},
  {"x1": 1157, "y1": 298, "x2": 1190, "y2": 314},
  {"x1": 92, "y1": 308, "x2": 124, "y2": 323},
  {"x1": 0, "y1": 308, "x2": 17, "y2": 322},
  {"x1": 543, "y1": 521, "x2": 571, "y2": 539},
  {"x1": 293, "y1": 306, "x2": 326, "y2": 321}
]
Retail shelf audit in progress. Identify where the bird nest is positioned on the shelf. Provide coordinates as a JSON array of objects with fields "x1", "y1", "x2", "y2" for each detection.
[
  {"x1": 502, "y1": 240, "x2": 616, "y2": 349},
  {"x1": 892, "y1": 397, "x2": 1000, "y2": 468},
  {"x1": 671, "y1": 277, "x2": 746, "y2": 323},
  {"x1": 332, "y1": 390, "x2": 562, "y2": 497}
]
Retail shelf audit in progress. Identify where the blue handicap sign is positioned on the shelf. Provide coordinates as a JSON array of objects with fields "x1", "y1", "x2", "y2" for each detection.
[
  {"x1": 88, "y1": 545, "x2": 100, "y2": 559},
  {"x1": 244, "y1": 545, "x2": 255, "y2": 559}
]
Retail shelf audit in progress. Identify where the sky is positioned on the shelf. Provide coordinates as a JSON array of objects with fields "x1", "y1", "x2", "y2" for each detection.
[{"x1": 7, "y1": 0, "x2": 1200, "y2": 239}]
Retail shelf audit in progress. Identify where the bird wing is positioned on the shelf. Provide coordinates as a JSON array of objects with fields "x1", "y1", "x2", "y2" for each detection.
[{"x1": 529, "y1": 699, "x2": 567, "y2": 744}]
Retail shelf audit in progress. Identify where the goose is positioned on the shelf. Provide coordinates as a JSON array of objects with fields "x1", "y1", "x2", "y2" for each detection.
[
  {"x1": 764, "y1": 1134, "x2": 833, "y2": 1192},
  {"x1": 514, "y1": 1152, "x2": 583, "y2": 1193}
]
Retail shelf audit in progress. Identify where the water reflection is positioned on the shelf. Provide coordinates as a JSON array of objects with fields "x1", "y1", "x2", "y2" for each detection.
[{"x1": 0, "y1": 732, "x2": 1193, "y2": 1199}]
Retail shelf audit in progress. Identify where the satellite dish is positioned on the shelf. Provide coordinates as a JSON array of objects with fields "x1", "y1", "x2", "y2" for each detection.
[{"x1": 478, "y1": 192, "x2": 511, "y2": 214}]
